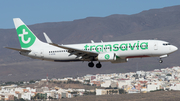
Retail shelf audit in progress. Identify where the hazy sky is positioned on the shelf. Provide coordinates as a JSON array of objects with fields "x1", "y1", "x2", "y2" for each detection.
[{"x1": 1, "y1": 0, "x2": 180, "y2": 29}]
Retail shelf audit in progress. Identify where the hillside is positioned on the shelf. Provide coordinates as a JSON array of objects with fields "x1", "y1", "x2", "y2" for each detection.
[
  {"x1": 61, "y1": 91, "x2": 180, "y2": 101},
  {"x1": 0, "y1": 5, "x2": 180, "y2": 81}
]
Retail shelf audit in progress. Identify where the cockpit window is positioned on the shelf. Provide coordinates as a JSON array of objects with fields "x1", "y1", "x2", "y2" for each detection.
[{"x1": 163, "y1": 43, "x2": 170, "y2": 46}]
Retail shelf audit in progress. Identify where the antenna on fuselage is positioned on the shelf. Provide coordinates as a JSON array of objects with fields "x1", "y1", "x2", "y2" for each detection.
[
  {"x1": 101, "y1": 40, "x2": 103, "y2": 43},
  {"x1": 91, "y1": 40, "x2": 94, "y2": 43}
]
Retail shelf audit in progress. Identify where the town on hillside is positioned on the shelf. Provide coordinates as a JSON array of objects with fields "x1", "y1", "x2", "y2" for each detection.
[{"x1": 0, "y1": 66, "x2": 180, "y2": 100}]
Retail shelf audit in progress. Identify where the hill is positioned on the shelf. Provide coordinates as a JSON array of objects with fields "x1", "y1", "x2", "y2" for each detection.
[{"x1": 0, "y1": 5, "x2": 180, "y2": 81}]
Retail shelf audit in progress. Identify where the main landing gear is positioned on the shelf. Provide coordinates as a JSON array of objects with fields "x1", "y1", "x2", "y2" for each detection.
[
  {"x1": 88, "y1": 62, "x2": 94, "y2": 67},
  {"x1": 88, "y1": 62, "x2": 102, "y2": 68}
]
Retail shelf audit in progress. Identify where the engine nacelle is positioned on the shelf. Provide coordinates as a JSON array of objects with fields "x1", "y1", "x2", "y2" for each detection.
[
  {"x1": 97, "y1": 53, "x2": 116, "y2": 61},
  {"x1": 111, "y1": 58, "x2": 128, "y2": 63}
]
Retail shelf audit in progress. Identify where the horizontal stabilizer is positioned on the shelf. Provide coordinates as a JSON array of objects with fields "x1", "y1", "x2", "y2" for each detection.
[{"x1": 5, "y1": 47, "x2": 31, "y2": 52}]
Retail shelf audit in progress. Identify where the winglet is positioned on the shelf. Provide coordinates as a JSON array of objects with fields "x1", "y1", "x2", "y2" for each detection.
[{"x1": 43, "y1": 32, "x2": 53, "y2": 43}]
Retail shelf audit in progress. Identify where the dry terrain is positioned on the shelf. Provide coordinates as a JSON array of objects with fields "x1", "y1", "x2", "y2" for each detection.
[{"x1": 61, "y1": 91, "x2": 180, "y2": 101}]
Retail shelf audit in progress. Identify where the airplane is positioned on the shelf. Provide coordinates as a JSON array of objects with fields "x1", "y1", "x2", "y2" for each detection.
[{"x1": 5, "y1": 18, "x2": 178, "y2": 68}]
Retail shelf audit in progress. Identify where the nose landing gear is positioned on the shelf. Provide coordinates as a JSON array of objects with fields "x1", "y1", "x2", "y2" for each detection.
[{"x1": 159, "y1": 58, "x2": 163, "y2": 63}]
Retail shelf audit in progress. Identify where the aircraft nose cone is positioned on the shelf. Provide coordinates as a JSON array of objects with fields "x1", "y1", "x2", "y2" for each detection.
[{"x1": 172, "y1": 46, "x2": 178, "y2": 52}]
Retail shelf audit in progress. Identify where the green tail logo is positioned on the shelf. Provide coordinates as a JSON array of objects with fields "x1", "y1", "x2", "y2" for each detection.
[{"x1": 16, "y1": 25, "x2": 36, "y2": 48}]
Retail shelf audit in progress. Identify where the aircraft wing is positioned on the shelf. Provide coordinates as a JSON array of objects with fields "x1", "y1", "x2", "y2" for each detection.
[
  {"x1": 50, "y1": 43, "x2": 99, "y2": 60},
  {"x1": 43, "y1": 32, "x2": 98, "y2": 60},
  {"x1": 5, "y1": 47, "x2": 31, "y2": 52}
]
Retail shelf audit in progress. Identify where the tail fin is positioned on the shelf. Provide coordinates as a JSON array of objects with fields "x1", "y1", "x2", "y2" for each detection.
[{"x1": 13, "y1": 18, "x2": 42, "y2": 49}]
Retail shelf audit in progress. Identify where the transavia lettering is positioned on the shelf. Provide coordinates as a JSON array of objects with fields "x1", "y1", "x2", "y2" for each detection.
[{"x1": 84, "y1": 41, "x2": 148, "y2": 52}]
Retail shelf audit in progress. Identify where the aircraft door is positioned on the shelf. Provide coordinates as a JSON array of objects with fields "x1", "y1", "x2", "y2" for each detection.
[
  {"x1": 40, "y1": 49, "x2": 44, "y2": 58},
  {"x1": 154, "y1": 42, "x2": 158, "y2": 50}
]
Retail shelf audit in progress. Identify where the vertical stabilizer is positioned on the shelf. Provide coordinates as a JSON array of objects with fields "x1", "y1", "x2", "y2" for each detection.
[{"x1": 13, "y1": 18, "x2": 42, "y2": 49}]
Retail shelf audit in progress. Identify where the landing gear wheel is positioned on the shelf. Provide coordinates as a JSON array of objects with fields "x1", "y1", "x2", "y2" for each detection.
[
  {"x1": 88, "y1": 62, "x2": 94, "y2": 67},
  {"x1": 159, "y1": 59, "x2": 163, "y2": 63},
  {"x1": 96, "y1": 62, "x2": 102, "y2": 68}
]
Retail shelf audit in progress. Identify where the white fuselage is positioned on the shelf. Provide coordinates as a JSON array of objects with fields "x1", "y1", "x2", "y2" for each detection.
[{"x1": 20, "y1": 40, "x2": 178, "y2": 62}]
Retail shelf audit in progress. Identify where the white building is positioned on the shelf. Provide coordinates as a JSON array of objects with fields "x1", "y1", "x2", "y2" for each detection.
[
  {"x1": 118, "y1": 79, "x2": 131, "y2": 89},
  {"x1": 170, "y1": 83, "x2": 180, "y2": 90},
  {"x1": 147, "y1": 84, "x2": 160, "y2": 92},
  {"x1": 96, "y1": 89, "x2": 106, "y2": 95},
  {"x1": 101, "y1": 80, "x2": 111, "y2": 88},
  {"x1": 21, "y1": 92, "x2": 31, "y2": 100}
]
